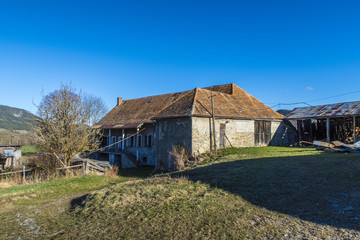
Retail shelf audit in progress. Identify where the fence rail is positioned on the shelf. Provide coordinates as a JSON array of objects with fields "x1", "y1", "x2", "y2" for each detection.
[
  {"x1": 0, "y1": 159, "x2": 110, "y2": 181},
  {"x1": 0, "y1": 168, "x2": 32, "y2": 176},
  {"x1": 56, "y1": 164, "x2": 83, "y2": 170},
  {"x1": 71, "y1": 158, "x2": 110, "y2": 174}
]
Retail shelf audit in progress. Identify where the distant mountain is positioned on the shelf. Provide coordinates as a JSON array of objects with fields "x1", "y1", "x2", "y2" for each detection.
[
  {"x1": 277, "y1": 109, "x2": 291, "y2": 117},
  {"x1": 0, "y1": 105, "x2": 37, "y2": 131}
]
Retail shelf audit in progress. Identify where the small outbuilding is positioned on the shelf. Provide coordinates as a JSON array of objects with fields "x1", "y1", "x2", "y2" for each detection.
[
  {"x1": 0, "y1": 145, "x2": 22, "y2": 170},
  {"x1": 286, "y1": 101, "x2": 360, "y2": 144}
]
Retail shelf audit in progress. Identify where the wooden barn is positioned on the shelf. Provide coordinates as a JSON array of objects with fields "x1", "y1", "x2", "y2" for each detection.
[{"x1": 286, "y1": 101, "x2": 360, "y2": 144}]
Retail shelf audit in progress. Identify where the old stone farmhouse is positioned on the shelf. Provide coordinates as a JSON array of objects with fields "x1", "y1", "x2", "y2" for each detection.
[{"x1": 94, "y1": 83, "x2": 295, "y2": 170}]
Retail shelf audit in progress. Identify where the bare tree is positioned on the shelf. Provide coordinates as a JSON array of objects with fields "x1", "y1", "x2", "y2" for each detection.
[
  {"x1": 33, "y1": 85, "x2": 102, "y2": 167},
  {"x1": 83, "y1": 94, "x2": 108, "y2": 126}
]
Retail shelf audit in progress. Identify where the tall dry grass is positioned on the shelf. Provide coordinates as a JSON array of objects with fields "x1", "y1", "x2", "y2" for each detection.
[
  {"x1": 0, "y1": 168, "x2": 87, "y2": 187},
  {"x1": 105, "y1": 165, "x2": 119, "y2": 177},
  {"x1": 168, "y1": 145, "x2": 190, "y2": 171}
]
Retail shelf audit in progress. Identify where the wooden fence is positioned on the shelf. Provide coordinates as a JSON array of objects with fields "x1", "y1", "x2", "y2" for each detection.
[{"x1": 0, "y1": 159, "x2": 110, "y2": 183}]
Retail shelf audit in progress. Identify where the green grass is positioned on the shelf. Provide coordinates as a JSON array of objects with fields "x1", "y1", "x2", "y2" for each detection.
[
  {"x1": 0, "y1": 175, "x2": 126, "y2": 207},
  {"x1": 200, "y1": 146, "x2": 319, "y2": 163},
  {"x1": 21, "y1": 145, "x2": 40, "y2": 153},
  {"x1": 1, "y1": 147, "x2": 360, "y2": 239}
]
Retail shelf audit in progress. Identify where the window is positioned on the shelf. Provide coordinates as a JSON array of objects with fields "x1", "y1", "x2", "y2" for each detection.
[
  {"x1": 102, "y1": 136, "x2": 108, "y2": 147},
  {"x1": 130, "y1": 136, "x2": 134, "y2": 147},
  {"x1": 144, "y1": 135, "x2": 148, "y2": 147},
  {"x1": 112, "y1": 136, "x2": 116, "y2": 145},
  {"x1": 148, "y1": 135, "x2": 152, "y2": 148},
  {"x1": 142, "y1": 157, "x2": 147, "y2": 163},
  {"x1": 138, "y1": 135, "x2": 142, "y2": 147}
]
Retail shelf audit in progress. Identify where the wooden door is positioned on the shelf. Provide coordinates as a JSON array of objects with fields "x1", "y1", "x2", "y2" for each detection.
[
  {"x1": 255, "y1": 121, "x2": 271, "y2": 146},
  {"x1": 220, "y1": 124, "x2": 226, "y2": 148}
]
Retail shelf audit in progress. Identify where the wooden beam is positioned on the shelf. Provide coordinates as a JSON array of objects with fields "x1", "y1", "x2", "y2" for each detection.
[
  {"x1": 136, "y1": 128, "x2": 139, "y2": 161},
  {"x1": 326, "y1": 118, "x2": 330, "y2": 142},
  {"x1": 297, "y1": 120, "x2": 302, "y2": 143},
  {"x1": 211, "y1": 91, "x2": 217, "y2": 152},
  {"x1": 122, "y1": 129, "x2": 125, "y2": 150},
  {"x1": 354, "y1": 116, "x2": 356, "y2": 143},
  {"x1": 109, "y1": 129, "x2": 112, "y2": 146}
]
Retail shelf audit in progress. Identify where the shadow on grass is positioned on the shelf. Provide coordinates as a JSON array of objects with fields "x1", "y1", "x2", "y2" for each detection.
[
  {"x1": 70, "y1": 193, "x2": 91, "y2": 211},
  {"x1": 173, "y1": 152, "x2": 360, "y2": 231},
  {"x1": 118, "y1": 166, "x2": 154, "y2": 178}
]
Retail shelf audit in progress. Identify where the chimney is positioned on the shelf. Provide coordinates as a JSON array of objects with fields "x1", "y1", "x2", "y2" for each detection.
[{"x1": 117, "y1": 97, "x2": 123, "y2": 106}]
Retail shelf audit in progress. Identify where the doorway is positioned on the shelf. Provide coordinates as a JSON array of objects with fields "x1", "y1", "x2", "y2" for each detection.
[
  {"x1": 220, "y1": 124, "x2": 226, "y2": 148},
  {"x1": 114, "y1": 154, "x2": 122, "y2": 168},
  {"x1": 254, "y1": 120, "x2": 271, "y2": 146}
]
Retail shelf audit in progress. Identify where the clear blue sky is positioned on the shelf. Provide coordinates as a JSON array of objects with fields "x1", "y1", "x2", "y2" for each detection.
[{"x1": 1, "y1": 0, "x2": 360, "y2": 114}]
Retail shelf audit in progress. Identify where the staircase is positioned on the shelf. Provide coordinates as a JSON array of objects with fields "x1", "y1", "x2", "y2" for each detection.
[{"x1": 118, "y1": 148, "x2": 139, "y2": 167}]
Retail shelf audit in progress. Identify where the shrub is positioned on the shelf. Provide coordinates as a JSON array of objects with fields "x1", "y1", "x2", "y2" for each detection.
[
  {"x1": 168, "y1": 145, "x2": 190, "y2": 171},
  {"x1": 27, "y1": 153, "x2": 62, "y2": 176},
  {"x1": 106, "y1": 165, "x2": 119, "y2": 177}
]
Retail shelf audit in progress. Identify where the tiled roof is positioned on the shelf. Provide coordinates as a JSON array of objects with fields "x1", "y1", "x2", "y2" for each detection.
[{"x1": 96, "y1": 83, "x2": 283, "y2": 127}]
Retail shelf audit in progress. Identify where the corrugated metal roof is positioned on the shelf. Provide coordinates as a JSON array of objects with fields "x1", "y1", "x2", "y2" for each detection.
[
  {"x1": 286, "y1": 101, "x2": 360, "y2": 119},
  {"x1": 4, "y1": 150, "x2": 14, "y2": 157}
]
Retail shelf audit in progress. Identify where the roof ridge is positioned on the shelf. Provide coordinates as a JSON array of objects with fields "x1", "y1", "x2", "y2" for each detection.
[
  {"x1": 150, "y1": 90, "x2": 194, "y2": 119},
  {"x1": 197, "y1": 87, "x2": 232, "y2": 95},
  {"x1": 120, "y1": 90, "x2": 186, "y2": 102},
  {"x1": 190, "y1": 87, "x2": 199, "y2": 115}
]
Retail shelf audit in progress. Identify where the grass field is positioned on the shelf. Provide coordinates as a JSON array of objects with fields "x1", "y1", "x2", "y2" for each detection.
[
  {"x1": 21, "y1": 145, "x2": 40, "y2": 153},
  {"x1": 1, "y1": 147, "x2": 360, "y2": 239}
]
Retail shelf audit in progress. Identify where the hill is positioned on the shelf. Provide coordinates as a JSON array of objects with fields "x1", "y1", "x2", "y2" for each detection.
[
  {"x1": 0, "y1": 105, "x2": 37, "y2": 131},
  {"x1": 277, "y1": 109, "x2": 291, "y2": 116}
]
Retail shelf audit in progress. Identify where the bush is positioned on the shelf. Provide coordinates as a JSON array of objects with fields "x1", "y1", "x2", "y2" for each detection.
[
  {"x1": 106, "y1": 165, "x2": 119, "y2": 177},
  {"x1": 168, "y1": 145, "x2": 190, "y2": 171},
  {"x1": 27, "y1": 153, "x2": 62, "y2": 175}
]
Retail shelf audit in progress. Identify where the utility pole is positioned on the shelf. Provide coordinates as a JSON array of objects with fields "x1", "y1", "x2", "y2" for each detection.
[{"x1": 211, "y1": 91, "x2": 217, "y2": 152}]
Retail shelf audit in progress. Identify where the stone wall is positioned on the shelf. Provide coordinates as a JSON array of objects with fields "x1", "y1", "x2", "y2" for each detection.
[
  {"x1": 156, "y1": 117, "x2": 192, "y2": 170},
  {"x1": 103, "y1": 117, "x2": 295, "y2": 170},
  {"x1": 191, "y1": 117, "x2": 255, "y2": 156},
  {"x1": 191, "y1": 117, "x2": 295, "y2": 156},
  {"x1": 269, "y1": 121, "x2": 297, "y2": 146}
]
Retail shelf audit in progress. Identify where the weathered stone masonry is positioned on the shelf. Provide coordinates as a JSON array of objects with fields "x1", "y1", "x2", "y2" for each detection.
[{"x1": 94, "y1": 83, "x2": 296, "y2": 170}]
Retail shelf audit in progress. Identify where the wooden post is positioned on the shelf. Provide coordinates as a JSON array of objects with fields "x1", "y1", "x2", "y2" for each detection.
[
  {"x1": 225, "y1": 133, "x2": 233, "y2": 148},
  {"x1": 309, "y1": 119, "x2": 313, "y2": 141},
  {"x1": 23, "y1": 165, "x2": 25, "y2": 183},
  {"x1": 136, "y1": 128, "x2": 139, "y2": 161},
  {"x1": 354, "y1": 116, "x2": 356, "y2": 143},
  {"x1": 109, "y1": 129, "x2": 112, "y2": 147},
  {"x1": 122, "y1": 129, "x2": 125, "y2": 150},
  {"x1": 326, "y1": 118, "x2": 330, "y2": 142},
  {"x1": 297, "y1": 120, "x2": 302, "y2": 143},
  {"x1": 85, "y1": 160, "x2": 89, "y2": 173},
  {"x1": 211, "y1": 91, "x2": 217, "y2": 152}
]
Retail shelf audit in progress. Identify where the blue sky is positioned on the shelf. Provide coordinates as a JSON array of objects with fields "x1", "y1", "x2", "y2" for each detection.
[{"x1": 1, "y1": 0, "x2": 360, "y2": 114}]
